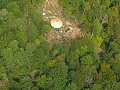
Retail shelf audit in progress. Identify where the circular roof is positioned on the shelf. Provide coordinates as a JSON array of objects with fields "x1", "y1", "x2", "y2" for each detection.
[{"x1": 50, "y1": 18, "x2": 63, "y2": 29}]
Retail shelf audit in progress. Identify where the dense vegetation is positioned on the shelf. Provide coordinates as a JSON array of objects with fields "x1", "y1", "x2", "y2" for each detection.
[{"x1": 0, "y1": 0, "x2": 120, "y2": 90}]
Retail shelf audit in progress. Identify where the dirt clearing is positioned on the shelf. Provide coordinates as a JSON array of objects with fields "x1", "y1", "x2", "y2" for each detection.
[{"x1": 38, "y1": 0, "x2": 85, "y2": 44}]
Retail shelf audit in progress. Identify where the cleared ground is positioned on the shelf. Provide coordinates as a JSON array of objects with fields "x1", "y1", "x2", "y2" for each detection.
[{"x1": 38, "y1": 0, "x2": 85, "y2": 44}]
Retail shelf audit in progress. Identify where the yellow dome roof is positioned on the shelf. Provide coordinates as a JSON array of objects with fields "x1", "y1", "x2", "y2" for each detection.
[{"x1": 50, "y1": 18, "x2": 63, "y2": 29}]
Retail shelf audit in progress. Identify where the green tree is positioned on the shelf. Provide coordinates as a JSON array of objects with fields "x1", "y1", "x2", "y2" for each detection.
[
  {"x1": 92, "y1": 19, "x2": 103, "y2": 36},
  {"x1": 81, "y1": 55, "x2": 93, "y2": 65},
  {"x1": 48, "y1": 62, "x2": 68, "y2": 90},
  {"x1": 65, "y1": 82, "x2": 77, "y2": 90},
  {"x1": 100, "y1": 0, "x2": 110, "y2": 7},
  {"x1": 108, "y1": 54, "x2": 120, "y2": 81},
  {"x1": 0, "y1": 67, "x2": 9, "y2": 90},
  {"x1": 92, "y1": 84, "x2": 102, "y2": 90},
  {"x1": 100, "y1": 62, "x2": 116, "y2": 83},
  {"x1": 29, "y1": 10, "x2": 45, "y2": 32},
  {"x1": 27, "y1": 23, "x2": 39, "y2": 42},
  {"x1": 6, "y1": 2, "x2": 22, "y2": 17},
  {"x1": 73, "y1": 70, "x2": 84, "y2": 89},
  {"x1": 8, "y1": 40, "x2": 19, "y2": 52}
]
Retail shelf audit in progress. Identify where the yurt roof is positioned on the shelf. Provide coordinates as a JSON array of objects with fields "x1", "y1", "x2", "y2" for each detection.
[{"x1": 50, "y1": 18, "x2": 63, "y2": 29}]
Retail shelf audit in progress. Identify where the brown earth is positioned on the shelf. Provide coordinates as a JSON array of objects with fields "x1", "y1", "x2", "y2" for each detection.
[{"x1": 38, "y1": 0, "x2": 86, "y2": 44}]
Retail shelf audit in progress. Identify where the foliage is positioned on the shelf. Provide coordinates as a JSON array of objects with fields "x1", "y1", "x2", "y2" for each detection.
[{"x1": 0, "y1": 0, "x2": 120, "y2": 90}]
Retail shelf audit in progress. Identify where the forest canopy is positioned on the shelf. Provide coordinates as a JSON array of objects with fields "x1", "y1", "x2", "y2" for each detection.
[{"x1": 0, "y1": 0, "x2": 120, "y2": 90}]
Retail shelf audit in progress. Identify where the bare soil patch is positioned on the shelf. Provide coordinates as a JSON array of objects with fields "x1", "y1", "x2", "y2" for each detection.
[{"x1": 38, "y1": 0, "x2": 85, "y2": 43}]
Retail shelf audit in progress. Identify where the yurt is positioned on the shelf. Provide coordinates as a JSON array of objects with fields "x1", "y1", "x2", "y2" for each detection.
[{"x1": 50, "y1": 18, "x2": 63, "y2": 30}]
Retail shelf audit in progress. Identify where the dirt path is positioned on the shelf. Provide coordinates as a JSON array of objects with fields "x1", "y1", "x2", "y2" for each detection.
[{"x1": 38, "y1": 0, "x2": 85, "y2": 44}]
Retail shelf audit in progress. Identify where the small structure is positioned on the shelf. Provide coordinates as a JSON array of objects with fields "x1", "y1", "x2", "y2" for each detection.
[
  {"x1": 50, "y1": 18, "x2": 63, "y2": 30},
  {"x1": 65, "y1": 28, "x2": 70, "y2": 32},
  {"x1": 42, "y1": 12, "x2": 46, "y2": 16}
]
